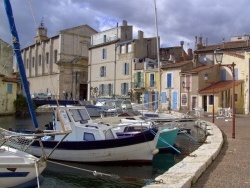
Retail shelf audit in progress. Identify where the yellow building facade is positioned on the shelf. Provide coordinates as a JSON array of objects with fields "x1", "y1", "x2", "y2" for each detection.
[{"x1": 0, "y1": 74, "x2": 18, "y2": 115}]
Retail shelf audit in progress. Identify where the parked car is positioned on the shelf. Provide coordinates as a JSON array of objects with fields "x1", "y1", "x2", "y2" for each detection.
[
  {"x1": 32, "y1": 93, "x2": 51, "y2": 100},
  {"x1": 95, "y1": 99, "x2": 132, "y2": 116}
]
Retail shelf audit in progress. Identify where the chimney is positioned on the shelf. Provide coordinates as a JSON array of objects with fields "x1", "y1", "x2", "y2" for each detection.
[
  {"x1": 138, "y1": 30, "x2": 143, "y2": 40},
  {"x1": 188, "y1": 48, "x2": 193, "y2": 58},
  {"x1": 180, "y1": 41, "x2": 184, "y2": 48},
  {"x1": 198, "y1": 36, "x2": 203, "y2": 45},
  {"x1": 122, "y1": 20, "x2": 127, "y2": 26}
]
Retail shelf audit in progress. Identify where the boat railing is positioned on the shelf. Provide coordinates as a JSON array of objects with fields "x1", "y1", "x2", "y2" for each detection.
[{"x1": 0, "y1": 127, "x2": 71, "y2": 153}]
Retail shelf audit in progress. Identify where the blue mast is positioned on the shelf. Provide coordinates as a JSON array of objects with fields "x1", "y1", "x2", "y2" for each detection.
[{"x1": 3, "y1": 0, "x2": 39, "y2": 128}]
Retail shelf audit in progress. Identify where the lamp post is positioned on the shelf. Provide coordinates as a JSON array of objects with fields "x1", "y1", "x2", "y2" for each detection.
[
  {"x1": 204, "y1": 73, "x2": 215, "y2": 123},
  {"x1": 214, "y1": 49, "x2": 236, "y2": 139},
  {"x1": 182, "y1": 81, "x2": 190, "y2": 111}
]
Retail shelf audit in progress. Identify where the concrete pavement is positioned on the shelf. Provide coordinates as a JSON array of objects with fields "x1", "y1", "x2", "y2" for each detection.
[{"x1": 192, "y1": 114, "x2": 250, "y2": 188}]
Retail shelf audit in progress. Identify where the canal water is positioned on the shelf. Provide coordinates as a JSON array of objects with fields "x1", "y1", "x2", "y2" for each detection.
[{"x1": 0, "y1": 113, "x2": 206, "y2": 188}]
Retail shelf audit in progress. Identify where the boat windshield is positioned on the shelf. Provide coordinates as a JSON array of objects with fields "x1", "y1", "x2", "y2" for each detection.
[{"x1": 70, "y1": 109, "x2": 91, "y2": 122}]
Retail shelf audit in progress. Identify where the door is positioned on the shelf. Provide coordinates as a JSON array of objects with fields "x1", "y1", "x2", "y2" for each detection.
[
  {"x1": 203, "y1": 95, "x2": 207, "y2": 111},
  {"x1": 192, "y1": 96, "x2": 197, "y2": 110},
  {"x1": 172, "y1": 91, "x2": 178, "y2": 110},
  {"x1": 80, "y1": 84, "x2": 87, "y2": 100}
]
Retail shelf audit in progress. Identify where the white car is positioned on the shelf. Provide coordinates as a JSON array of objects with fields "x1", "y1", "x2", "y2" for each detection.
[{"x1": 32, "y1": 93, "x2": 51, "y2": 100}]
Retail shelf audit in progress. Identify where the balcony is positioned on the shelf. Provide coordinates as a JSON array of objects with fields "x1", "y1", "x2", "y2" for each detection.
[
  {"x1": 134, "y1": 63, "x2": 144, "y2": 70},
  {"x1": 133, "y1": 82, "x2": 145, "y2": 89}
]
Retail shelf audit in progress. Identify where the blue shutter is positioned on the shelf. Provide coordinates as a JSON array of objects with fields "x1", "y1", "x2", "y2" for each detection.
[
  {"x1": 167, "y1": 73, "x2": 172, "y2": 88},
  {"x1": 154, "y1": 91, "x2": 158, "y2": 109},
  {"x1": 161, "y1": 91, "x2": 167, "y2": 103}
]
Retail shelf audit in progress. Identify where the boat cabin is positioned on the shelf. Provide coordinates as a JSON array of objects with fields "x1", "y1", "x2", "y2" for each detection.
[{"x1": 45, "y1": 106, "x2": 118, "y2": 141}]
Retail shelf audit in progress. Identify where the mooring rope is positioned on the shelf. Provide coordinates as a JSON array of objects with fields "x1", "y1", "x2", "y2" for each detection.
[
  {"x1": 48, "y1": 160, "x2": 120, "y2": 179},
  {"x1": 47, "y1": 160, "x2": 155, "y2": 184},
  {"x1": 34, "y1": 160, "x2": 40, "y2": 188},
  {"x1": 150, "y1": 129, "x2": 181, "y2": 153}
]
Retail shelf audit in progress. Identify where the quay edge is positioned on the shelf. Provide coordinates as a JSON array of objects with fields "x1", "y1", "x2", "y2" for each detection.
[{"x1": 143, "y1": 112, "x2": 223, "y2": 188}]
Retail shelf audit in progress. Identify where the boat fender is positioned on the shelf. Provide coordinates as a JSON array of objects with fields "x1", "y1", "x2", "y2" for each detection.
[{"x1": 152, "y1": 148, "x2": 159, "y2": 155}]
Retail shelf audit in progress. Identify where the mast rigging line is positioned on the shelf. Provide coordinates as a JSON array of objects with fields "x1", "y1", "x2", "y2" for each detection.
[{"x1": 4, "y1": 0, "x2": 39, "y2": 128}]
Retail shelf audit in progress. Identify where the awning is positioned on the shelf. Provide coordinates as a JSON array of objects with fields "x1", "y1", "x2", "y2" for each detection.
[{"x1": 199, "y1": 80, "x2": 244, "y2": 94}]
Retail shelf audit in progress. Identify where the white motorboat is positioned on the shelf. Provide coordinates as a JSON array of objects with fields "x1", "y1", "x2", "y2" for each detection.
[
  {"x1": 0, "y1": 145, "x2": 46, "y2": 188},
  {"x1": 25, "y1": 106, "x2": 162, "y2": 163}
]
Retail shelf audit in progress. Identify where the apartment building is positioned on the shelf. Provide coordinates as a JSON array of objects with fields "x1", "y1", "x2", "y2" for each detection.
[
  {"x1": 88, "y1": 20, "x2": 158, "y2": 103},
  {"x1": 21, "y1": 22, "x2": 97, "y2": 100}
]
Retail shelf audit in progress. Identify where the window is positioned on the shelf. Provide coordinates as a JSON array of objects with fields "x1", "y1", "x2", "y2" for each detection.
[
  {"x1": 32, "y1": 57, "x2": 35, "y2": 68},
  {"x1": 54, "y1": 50, "x2": 58, "y2": 63},
  {"x1": 38, "y1": 54, "x2": 42, "y2": 66},
  {"x1": 108, "y1": 84, "x2": 113, "y2": 96},
  {"x1": 166, "y1": 73, "x2": 172, "y2": 88},
  {"x1": 102, "y1": 48, "x2": 107, "y2": 59},
  {"x1": 123, "y1": 63, "x2": 129, "y2": 75},
  {"x1": 134, "y1": 72, "x2": 144, "y2": 88},
  {"x1": 26, "y1": 58, "x2": 29, "y2": 69},
  {"x1": 149, "y1": 73, "x2": 155, "y2": 87},
  {"x1": 103, "y1": 35, "x2": 107, "y2": 43},
  {"x1": 84, "y1": 132, "x2": 95, "y2": 141},
  {"x1": 121, "y1": 83, "x2": 129, "y2": 95},
  {"x1": 46, "y1": 52, "x2": 49, "y2": 64},
  {"x1": 235, "y1": 93, "x2": 238, "y2": 102},
  {"x1": 127, "y1": 43, "x2": 132, "y2": 53},
  {"x1": 208, "y1": 95, "x2": 214, "y2": 105},
  {"x1": 99, "y1": 84, "x2": 105, "y2": 95},
  {"x1": 121, "y1": 45, "x2": 126, "y2": 54},
  {"x1": 7, "y1": 83, "x2": 13, "y2": 93},
  {"x1": 100, "y1": 66, "x2": 106, "y2": 77}
]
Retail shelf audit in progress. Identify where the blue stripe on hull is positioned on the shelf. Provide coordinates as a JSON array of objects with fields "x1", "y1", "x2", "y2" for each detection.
[{"x1": 0, "y1": 172, "x2": 29, "y2": 177}]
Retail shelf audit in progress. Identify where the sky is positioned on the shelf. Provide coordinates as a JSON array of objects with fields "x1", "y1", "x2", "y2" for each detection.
[{"x1": 1, "y1": 0, "x2": 250, "y2": 51}]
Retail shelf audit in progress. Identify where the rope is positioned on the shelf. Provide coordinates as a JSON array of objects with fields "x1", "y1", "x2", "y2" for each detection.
[
  {"x1": 48, "y1": 160, "x2": 120, "y2": 179},
  {"x1": 48, "y1": 160, "x2": 155, "y2": 185},
  {"x1": 150, "y1": 129, "x2": 181, "y2": 153},
  {"x1": 28, "y1": 0, "x2": 37, "y2": 28},
  {"x1": 34, "y1": 160, "x2": 40, "y2": 188}
]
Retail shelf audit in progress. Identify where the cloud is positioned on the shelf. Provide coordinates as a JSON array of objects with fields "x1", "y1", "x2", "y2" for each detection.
[{"x1": 1, "y1": 0, "x2": 250, "y2": 50}]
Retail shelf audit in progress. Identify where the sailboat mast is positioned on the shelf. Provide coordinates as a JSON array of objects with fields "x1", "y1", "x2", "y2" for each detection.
[
  {"x1": 3, "y1": 0, "x2": 39, "y2": 128},
  {"x1": 153, "y1": 0, "x2": 162, "y2": 111}
]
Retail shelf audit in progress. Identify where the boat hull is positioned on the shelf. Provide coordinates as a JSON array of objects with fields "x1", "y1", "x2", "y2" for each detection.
[
  {"x1": 0, "y1": 146, "x2": 46, "y2": 188},
  {"x1": 157, "y1": 128, "x2": 179, "y2": 149},
  {"x1": 27, "y1": 128, "x2": 160, "y2": 163}
]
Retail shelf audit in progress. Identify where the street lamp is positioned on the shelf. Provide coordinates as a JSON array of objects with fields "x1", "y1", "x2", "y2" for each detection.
[
  {"x1": 204, "y1": 73, "x2": 215, "y2": 123},
  {"x1": 214, "y1": 49, "x2": 236, "y2": 139},
  {"x1": 182, "y1": 81, "x2": 190, "y2": 111}
]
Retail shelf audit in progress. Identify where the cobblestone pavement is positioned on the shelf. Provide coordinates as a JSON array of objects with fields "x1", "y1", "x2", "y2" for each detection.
[{"x1": 192, "y1": 114, "x2": 250, "y2": 188}]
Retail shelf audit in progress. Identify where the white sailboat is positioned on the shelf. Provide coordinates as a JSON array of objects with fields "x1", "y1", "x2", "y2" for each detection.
[{"x1": 1, "y1": 1, "x2": 70, "y2": 187}]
